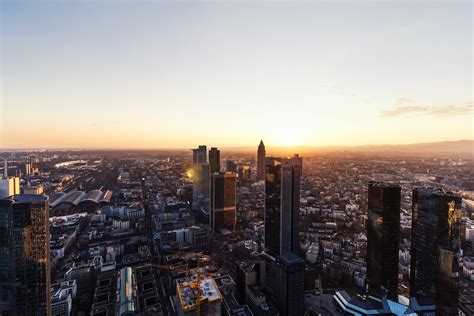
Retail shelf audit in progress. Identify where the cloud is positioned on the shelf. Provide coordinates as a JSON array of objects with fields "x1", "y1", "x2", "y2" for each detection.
[
  {"x1": 394, "y1": 96, "x2": 413, "y2": 106},
  {"x1": 381, "y1": 99, "x2": 473, "y2": 118}
]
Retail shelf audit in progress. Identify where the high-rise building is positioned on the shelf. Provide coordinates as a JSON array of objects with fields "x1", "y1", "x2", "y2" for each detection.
[
  {"x1": 264, "y1": 155, "x2": 302, "y2": 256},
  {"x1": 210, "y1": 172, "x2": 237, "y2": 232},
  {"x1": 3, "y1": 158, "x2": 7, "y2": 178},
  {"x1": 226, "y1": 160, "x2": 237, "y2": 173},
  {"x1": 0, "y1": 194, "x2": 51, "y2": 316},
  {"x1": 261, "y1": 252, "x2": 305, "y2": 316},
  {"x1": 24, "y1": 155, "x2": 32, "y2": 176},
  {"x1": 192, "y1": 145, "x2": 207, "y2": 164},
  {"x1": 209, "y1": 147, "x2": 220, "y2": 174},
  {"x1": 192, "y1": 163, "x2": 210, "y2": 210},
  {"x1": 262, "y1": 155, "x2": 304, "y2": 316},
  {"x1": 410, "y1": 187, "x2": 461, "y2": 315},
  {"x1": 366, "y1": 181, "x2": 401, "y2": 300},
  {"x1": 192, "y1": 145, "x2": 210, "y2": 210},
  {"x1": 0, "y1": 177, "x2": 20, "y2": 199},
  {"x1": 257, "y1": 140, "x2": 266, "y2": 181}
]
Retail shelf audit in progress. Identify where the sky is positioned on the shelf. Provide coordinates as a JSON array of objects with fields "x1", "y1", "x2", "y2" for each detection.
[{"x1": 1, "y1": 0, "x2": 472, "y2": 149}]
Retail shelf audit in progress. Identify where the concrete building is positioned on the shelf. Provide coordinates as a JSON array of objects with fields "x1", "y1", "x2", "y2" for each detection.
[{"x1": 0, "y1": 177, "x2": 20, "y2": 198}]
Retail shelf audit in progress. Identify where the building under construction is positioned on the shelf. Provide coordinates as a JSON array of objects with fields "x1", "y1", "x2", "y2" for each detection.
[{"x1": 176, "y1": 277, "x2": 223, "y2": 315}]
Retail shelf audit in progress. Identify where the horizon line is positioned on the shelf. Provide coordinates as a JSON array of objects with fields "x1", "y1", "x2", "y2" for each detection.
[{"x1": 0, "y1": 139, "x2": 472, "y2": 152}]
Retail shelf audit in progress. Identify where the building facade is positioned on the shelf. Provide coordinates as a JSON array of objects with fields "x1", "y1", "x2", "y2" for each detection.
[
  {"x1": 410, "y1": 187, "x2": 461, "y2": 315},
  {"x1": 0, "y1": 177, "x2": 20, "y2": 199},
  {"x1": 208, "y1": 147, "x2": 220, "y2": 174},
  {"x1": 0, "y1": 194, "x2": 51, "y2": 316},
  {"x1": 366, "y1": 181, "x2": 401, "y2": 300},
  {"x1": 192, "y1": 145, "x2": 207, "y2": 164},
  {"x1": 264, "y1": 155, "x2": 302, "y2": 256},
  {"x1": 210, "y1": 172, "x2": 237, "y2": 232},
  {"x1": 257, "y1": 140, "x2": 266, "y2": 181}
]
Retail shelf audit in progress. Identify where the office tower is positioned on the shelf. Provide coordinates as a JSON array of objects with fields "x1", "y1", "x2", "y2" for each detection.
[
  {"x1": 3, "y1": 158, "x2": 7, "y2": 178},
  {"x1": 0, "y1": 195, "x2": 51, "y2": 315},
  {"x1": 191, "y1": 145, "x2": 210, "y2": 210},
  {"x1": 192, "y1": 145, "x2": 207, "y2": 164},
  {"x1": 24, "y1": 156, "x2": 32, "y2": 176},
  {"x1": 366, "y1": 181, "x2": 401, "y2": 300},
  {"x1": 264, "y1": 155, "x2": 302, "y2": 256},
  {"x1": 210, "y1": 172, "x2": 237, "y2": 232},
  {"x1": 410, "y1": 188, "x2": 461, "y2": 315},
  {"x1": 209, "y1": 147, "x2": 221, "y2": 174},
  {"x1": 257, "y1": 140, "x2": 266, "y2": 181},
  {"x1": 226, "y1": 160, "x2": 237, "y2": 173},
  {"x1": 261, "y1": 253, "x2": 305, "y2": 316},
  {"x1": 0, "y1": 177, "x2": 20, "y2": 199},
  {"x1": 192, "y1": 163, "x2": 210, "y2": 210}
]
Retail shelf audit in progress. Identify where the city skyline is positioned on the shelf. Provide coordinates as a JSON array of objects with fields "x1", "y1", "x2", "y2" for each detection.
[{"x1": 1, "y1": 1, "x2": 472, "y2": 149}]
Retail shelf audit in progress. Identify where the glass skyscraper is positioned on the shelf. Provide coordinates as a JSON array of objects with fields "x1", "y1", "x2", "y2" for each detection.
[
  {"x1": 410, "y1": 187, "x2": 461, "y2": 315},
  {"x1": 264, "y1": 155, "x2": 302, "y2": 256},
  {"x1": 366, "y1": 181, "x2": 401, "y2": 300},
  {"x1": 257, "y1": 140, "x2": 266, "y2": 181},
  {"x1": 210, "y1": 172, "x2": 236, "y2": 232},
  {"x1": 0, "y1": 194, "x2": 50, "y2": 316},
  {"x1": 208, "y1": 147, "x2": 220, "y2": 174}
]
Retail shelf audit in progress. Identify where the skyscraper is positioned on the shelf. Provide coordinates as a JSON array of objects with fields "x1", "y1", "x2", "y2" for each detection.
[
  {"x1": 210, "y1": 172, "x2": 237, "y2": 232},
  {"x1": 192, "y1": 145, "x2": 210, "y2": 210},
  {"x1": 366, "y1": 181, "x2": 401, "y2": 300},
  {"x1": 226, "y1": 160, "x2": 237, "y2": 173},
  {"x1": 264, "y1": 155, "x2": 302, "y2": 256},
  {"x1": 262, "y1": 155, "x2": 304, "y2": 316},
  {"x1": 0, "y1": 194, "x2": 51, "y2": 316},
  {"x1": 192, "y1": 145, "x2": 207, "y2": 164},
  {"x1": 192, "y1": 163, "x2": 210, "y2": 210},
  {"x1": 24, "y1": 155, "x2": 32, "y2": 176},
  {"x1": 0, "y1": 177, "x2": 20, "y2": 199},
  {"x1": 257, "y1": 140, "x2": 266, "y2": 181},
  {"x1": 209, "y1": 147, "x2": 220, "y2": 174},
  {"x1": 410, "y1": 187, "x2": 461, "y2": 315}
]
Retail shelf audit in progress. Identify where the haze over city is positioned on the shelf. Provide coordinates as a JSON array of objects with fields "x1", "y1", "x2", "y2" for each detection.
[
  {"x1": 1, "y1": 1, "x2": 472, "y2": 149},
  {"x1": 1, "y1": 1, "x2": 474, "y2": 316}
]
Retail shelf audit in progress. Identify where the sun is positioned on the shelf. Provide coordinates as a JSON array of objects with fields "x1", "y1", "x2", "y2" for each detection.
[{"x1": 274, "y1": 127, "x2": 309, "y2": 147}]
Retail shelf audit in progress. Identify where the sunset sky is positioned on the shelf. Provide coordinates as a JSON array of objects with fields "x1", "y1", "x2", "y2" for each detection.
[{"x1": 1, "y1": 1, "x2": 472, "y2": 149}]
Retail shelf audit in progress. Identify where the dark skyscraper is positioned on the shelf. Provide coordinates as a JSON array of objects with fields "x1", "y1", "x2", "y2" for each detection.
[
  {"x1": 226, "y1": 160, "x2": 237, "y2": 173},
  {"x1": 210, "y1": 172, "x2": 236, "y2": 232},
  {"x1": 0, "y1": 194, "x2": 51, "y2": 316},
  {"x1": 410, "y1": 188, "x2": 461, "y2": 315},
  {"x1": 366, "y1": 181, "x2": 401, "y2": 300},
  {"x1": 192, "y1": 145, "x2": 207, "y2": 164},
  {"x1": 191, "y1": 145, "x2": 210, "y2": 210},
  {"x1": 262, "y1": 155, "x2": 304, "y2": 316},
  {"x1": 192, "y1": 163, "x2": 210, "y2": 210},
  {"x1": 257, "y1": 140, "x2": 266, "y2": 181},
  {"x1": 264, "y1": 155, "x2": 302, "y2": 256},
  {"x1": 209, "y1": 147, "x2": 220, "y2": 174}
]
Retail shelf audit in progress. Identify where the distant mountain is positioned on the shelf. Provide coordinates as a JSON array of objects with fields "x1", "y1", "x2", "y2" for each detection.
[
  {"x1": 351, "y1": 140, "x2": 473, "y2": 155},
  {"x1": 221, "y1": 140, "x2": 474, "y2": 156}
]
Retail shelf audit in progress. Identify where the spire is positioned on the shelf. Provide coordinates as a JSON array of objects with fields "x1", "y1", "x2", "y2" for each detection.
[
  {"x1": 259, "y1": 139, "x2": 264, "y2": 147},
  {"x1": 3, "y1": 158, "x2": 7, "y2": 178}
]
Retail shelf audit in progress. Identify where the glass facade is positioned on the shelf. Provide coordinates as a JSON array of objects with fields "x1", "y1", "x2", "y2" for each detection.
[
  {"x1": 264, "y1": 156, "x2": 302, "y2": 256},
  {"x1": 208, "y1": 147, "x2": 220, "y2": 174},
  {"x1": 0, "y1": 195, "x2": 50, "y2": 316},
  {"x1": 410, "y1": 188, "x2": 461, "y2": 315},
  {"x1": 366, "y1": 182, "x2": 400, "y2": 300},
  {"x1": 210, "y1": 173, "x2": 236, "y2": 231}
]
